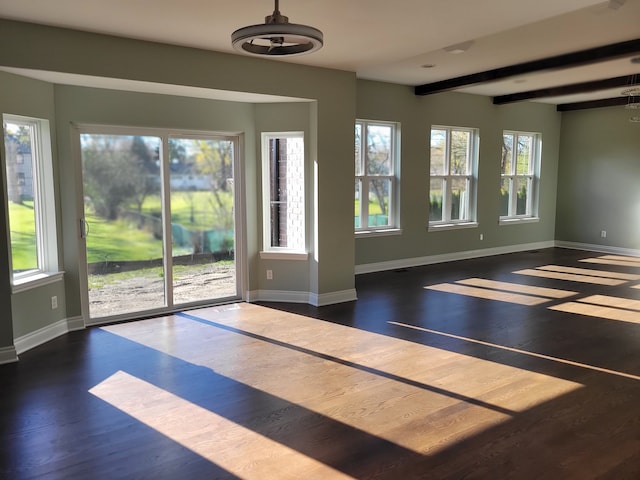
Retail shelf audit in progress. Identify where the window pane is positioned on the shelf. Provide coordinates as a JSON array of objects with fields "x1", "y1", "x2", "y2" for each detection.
[
  {"x1": 267, "y1": 136, "x2": 304, "y2": 250},
  {"x1": 450, "y1": 178, "x2": 468, "y2": 221},
  {"x1": 4, "y1": 122, "x2": 38, "y2": 273},
  {"x1": 367, "y1": 125, "x2": 392, "y2": 175},
  {"x1": 355, "y1": 123, "x2": 363, "y2": 176},
  {"x1": 354, "y1": 178, "x2": 362, "y2": 228},
  {"x1": 368, "y1": 179, "x2": 390, "y2": 227},
  {"x1": 169, "y1": 137, "x2": 236, "y2": 305},
  {"x1": 516, "y1": 177, "x2": 529, "y2": 216},
  {"x1": 502, "y1": 134, "x2": 513, "y2": 175},
  {"x1": 450, "y1": 130, "x2": 470, "y2": 175},
  {"x1": 429, "y1": 178, "x2": 443, "y2": 222},
  {"x1": 430, "y1": 129, "x2": 446, "y2": 175},
  {"x1": 516, "y1": 135, "x2": 533, "y2": 174},
  {"x1": 499, "y1": 177, "x2": 511, "y2": 217}
]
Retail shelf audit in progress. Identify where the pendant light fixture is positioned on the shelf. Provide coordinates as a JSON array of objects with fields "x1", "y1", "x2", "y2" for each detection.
[{"x1": 231, "y1": 0, "x2": 323, "y2": 57}]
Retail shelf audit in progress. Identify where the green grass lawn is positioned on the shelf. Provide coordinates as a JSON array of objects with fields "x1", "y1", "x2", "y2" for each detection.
[{"x1": 8, "y1": 202, "x2": 37, "y2": 270}]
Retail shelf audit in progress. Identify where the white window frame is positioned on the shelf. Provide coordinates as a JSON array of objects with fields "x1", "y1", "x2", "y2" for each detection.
[
  {"x1": 428, "y1": 125, "x2": 479, "y2": 231},
  {"x1": 3, "y1": 114, "x2": 61, "y2": 291},
  {"x1": 499, "y1": 130, "x2": 541, "y2": 225},
  {"x1": 260, "y1": 132, "x2": 307, "y2": 260},
  {"x1": 355, "y1": 120, "x2": 401, "y2": 235}
]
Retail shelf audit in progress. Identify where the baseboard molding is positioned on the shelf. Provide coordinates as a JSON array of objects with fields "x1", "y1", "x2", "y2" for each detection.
[
  {"x1": 0, "y1": 345, "x2": 18, "y2": 365},
  {"x1": 555, "y1": 241, "x2": 640, "y2": 258},
  {"x1": 14, "y1": 316, "x2": 86, "y2": 355},
  {"x1": 67, "y1": 315, "x2": 86, "y2": 331},
  {"x1": 309, "y1": 289, "x2": 358, "y2": 307},
  {"x1": 246, "y1": 288, "x2": 358, "y2": 306},
  {"x1": 355, "y1": 241, "x2": 556, "y2": 275}
]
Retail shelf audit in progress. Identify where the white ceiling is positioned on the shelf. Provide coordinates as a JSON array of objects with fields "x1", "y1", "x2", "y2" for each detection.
[{"x1": 0, "y1": 0, "x2": 639, "y2": 105}]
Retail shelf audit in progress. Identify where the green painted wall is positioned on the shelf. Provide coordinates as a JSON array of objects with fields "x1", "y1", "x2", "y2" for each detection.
[
  {"x1": 556, "y1": 106, "x2": 640, "y2": 249},
  {"x1": 0, "y1": 71, "x2": 65, "y2": 344},
  {"x1": 254, "y1": 102, "x2": 313, "y2": 292},
  {"x1": 0, "y1": 19, "x2": 356, "y2": 350},
  {"x1": 53, "y1": 85, "x2": 257, "y2": 319},
  {"x1": 355, "y1": 80, "x2": 562, "y2": 266}
]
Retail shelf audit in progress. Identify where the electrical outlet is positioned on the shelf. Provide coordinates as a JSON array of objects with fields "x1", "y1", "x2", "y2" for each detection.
[
  {"x1": 600, "y1": 230, "x2": 607, "y2": 238},
  {"x1": 479, "y1": 233, "x2": 484, "y2": 241},
  {"x1": 266, "y1": 269, "x2": 273, "y2": 280},
  {"x1": 51, "y1": 296, "x2": 58, "y2": 309}
]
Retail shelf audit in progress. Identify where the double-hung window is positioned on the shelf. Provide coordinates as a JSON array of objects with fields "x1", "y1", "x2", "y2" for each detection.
[
  {"x1": 355, "y1": 120, "x2": 400, "y2": 232},
  {"x1": 261, "y1": 132, "x2": 306, "y2": 257},
  {"x1": 500, "y1": 131, "x2": 541, "y2": 222},
  {"x1": 3, "y1": 114, "x2": 59, "y2": 289},
  {"x1": 429, "y1": 126, "x2": 478, "y2": 228}
]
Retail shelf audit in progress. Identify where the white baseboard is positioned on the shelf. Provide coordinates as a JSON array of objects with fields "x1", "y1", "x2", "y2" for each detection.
[
  {"x1": 0, "y1": 345, "x2": 18, "y2": 364},
  {"x1": 555, "y1": 241, "x2": 640, "y2": 258},
  {"x1": 14, "y1": 316, "x2": 86, "y2": 355},
  {"x1": 355, "y1": 241, "x2": 555, "y2": 275},
  {"x1": 246, "y1": 288, "x2": 358, "y2": 306},
  {"x1": 310, "y1": 289, "x2": 358, "y2": 306}
]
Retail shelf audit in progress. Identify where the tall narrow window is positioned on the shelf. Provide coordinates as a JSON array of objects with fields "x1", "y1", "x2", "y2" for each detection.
[
  {"x1": 3, "y1": 114, "x2": 58, "y2": 286},
  {"x1": 262, "y1": 133, "x2": 305, "y2": 253},
  {"x1": 500, "y1": 131, "x2": 541, "y2": 221},
  {"x1": 429, "y1": 126, "x2": 478, "y2": 228},
  {"x1": 355, "y1": 120, "x2": 400, "y2": 232}
]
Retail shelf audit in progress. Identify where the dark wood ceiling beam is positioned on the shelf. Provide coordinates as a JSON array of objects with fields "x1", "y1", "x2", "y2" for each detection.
[
  {"x1": 493, "y1": 75, "x2": 638, "y2": 104},
  {"x1": 556, "y1": 96, "x2": 638, "y2": 111},
  {"x1": 414, "y1": 38, "x2": 640, "y2": 96}
]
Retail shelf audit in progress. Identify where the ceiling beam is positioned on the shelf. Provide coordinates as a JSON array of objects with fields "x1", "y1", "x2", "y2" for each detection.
[
  {"x1": 414, "y1": 38, "x2": 640, "y2": 96},
  {"x1": 556, "y1": 96, "x2": 638, "y2": 112},
  {"x1": 493, "y1": 75, "x2": 638, "y2": 105}
]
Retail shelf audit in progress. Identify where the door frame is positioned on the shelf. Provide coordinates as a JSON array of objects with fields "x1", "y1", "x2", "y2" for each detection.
[{"x1": 72, "y1": 124, "x2": 246, "y2": 326}]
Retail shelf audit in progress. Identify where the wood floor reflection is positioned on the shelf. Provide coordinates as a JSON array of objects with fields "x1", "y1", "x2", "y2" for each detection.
[{"x1": 2, "y1": 248, "x2": 639, "y2": 479}]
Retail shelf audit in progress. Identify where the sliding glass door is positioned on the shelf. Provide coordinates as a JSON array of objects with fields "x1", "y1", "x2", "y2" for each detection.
[{"x1": 79, "y1": 128, "x2": 239, "y2": 321}]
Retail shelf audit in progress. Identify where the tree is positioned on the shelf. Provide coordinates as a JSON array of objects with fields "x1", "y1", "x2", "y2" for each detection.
[
  {"x1": 82, "y1": 135, "x2": 158, "y2": 221},
  {"x1": 366, "y1": 127, "x2": 391, "y2": 216}
]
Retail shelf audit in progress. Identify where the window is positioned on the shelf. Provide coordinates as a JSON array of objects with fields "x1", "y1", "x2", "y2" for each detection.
[
  {"x1": 3, "y1": 114, "x2": 59, "y2": 287},
  {"x1": 355, "y1": 120, "x2": 400, "y2": 232},
  {"x1": 500, "y1": 131, "x2": 541, "y2": 222},
  {"x1": 261, "y1": 133, "x2": 306, "y2": 255},
  {"x1": 429, "y1": 126, "x2": 478, "y2": 228}
]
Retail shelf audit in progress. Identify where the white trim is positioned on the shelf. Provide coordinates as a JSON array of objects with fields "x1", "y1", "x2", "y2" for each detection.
[
  {"x1": 355, "y1": 241, "x2": 555, "y2": 274},
  {"x1": 428, "y1": 222, "x2": 478, "y2": 232},
  {"x1": 355, "y1": 228, "x2": 402, "y2": 238},
  {"x1": 259, "y1": 251, "x2": 308, "y2": 260},
  {"x1": 555, "y1": 241, "x2": 640, "y2": 258},
  {"x1": 310, "y1": 289, "x2": 358, "y2": 306},
  {"x1": 499, "y1": 217, "x2": 540, "y2": 226},
  {"x1": 0, "y1": 346, "x2": 18, "y2": 364},
  {"x1": 246, "y1": 288, "x2": 357, "y2": 306},
  {"x1": 12, "y1": 271, "x2": 64, "y2": 294},
  {"x1": 246, "y1": 289, "x2": 313, "y2": 304},
  {"x1": 67, "y1": 315, "x2": 86, "y2": 331},
  {"x1": 14, "y1": 317, "x2": 86, "y2": 355}
]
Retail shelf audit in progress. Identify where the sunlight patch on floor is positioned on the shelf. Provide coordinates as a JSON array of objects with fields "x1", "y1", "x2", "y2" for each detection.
[
  {"x1": 580, "y1": 255, "x2": 640, "y2": 268},
  {"x1": 550, "y1": 294, "x2": 640, "y2": 325},
  {"x1": 513, "y1": 268, "x2": 628, "y2": 285},
  {"x1": 425, "y1": 278, "x2": 577, "y2": 305},
  {"x1": 389, "y1": 321, "x2": 640, "y2": 381},
  {"x1": 90, "y1": 371, "x2": 355, "y2": 480},
  {"x1": 426, "y1": 283, "x2": 550, "y2": 305},
  {"x1": 100, "y1": 304, "x2": 581, "y2": 455}
]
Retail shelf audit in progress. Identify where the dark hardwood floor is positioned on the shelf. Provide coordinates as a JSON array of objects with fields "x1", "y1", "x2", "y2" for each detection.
[{"x1": 2, "y1": 248, "x2": 640, "y2": 479}]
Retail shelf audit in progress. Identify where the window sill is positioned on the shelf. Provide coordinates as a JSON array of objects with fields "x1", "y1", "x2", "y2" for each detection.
[
  {"x1": 499, "y1": 217, "x2": 540, "y2": 226},
  {"x1": 260, "y1": 251, "x2": 309, "y2": 261},
  {"x1": 428, "y1": 222, "x2": 478, "y2": 232},
  {"x1": 12, "y1": 271, "x2": 64, "y2": 294},
  {"x1": 356, "y1": 228, "x2": 402, "y2": 238}
]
